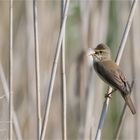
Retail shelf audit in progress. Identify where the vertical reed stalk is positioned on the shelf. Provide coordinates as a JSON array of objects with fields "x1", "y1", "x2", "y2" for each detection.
[
  {"x1": 95, "y1": 0, "x2": 138, "y2": 139},
  {"x1": 9, "y1": 0, "x2": 13, "y2": 139},
  {"x1": 0, "y1": 64, "x2": 22, "y2": 140},
  {"x1": 131, "y1": 11, "x2": 138, "y2": 139},
  {"x1": 40, "y1": 0, "x2": 70, "y2": 139},
  {"x1": 114, "y1": 103, "x2": 127, "y2": 140},
  {"x1": 61, "y1": 0, "x2": 67, "y2": 140},
  {"x1": 115, "y1": 0, "x2": 138, "y2": 64},
  {"x1": 33, "y1": 0, "x2": 41, "y2": 139},
  {"x1": 114, "y1": 81, "x2": 134, "y2": 140}
]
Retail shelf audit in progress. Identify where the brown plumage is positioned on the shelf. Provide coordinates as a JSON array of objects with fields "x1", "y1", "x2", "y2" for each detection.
[{"x1": 90, "y1": 43, "x2": 136, "y2": 114}]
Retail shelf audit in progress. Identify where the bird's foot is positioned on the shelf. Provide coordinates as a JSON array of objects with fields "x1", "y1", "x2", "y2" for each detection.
[
  {"x1": 105, "y1": 89, "x2": 117, "y2": 99},
  {"x1": 105, "y1": 93, "x2": 112, "y2": 99}
]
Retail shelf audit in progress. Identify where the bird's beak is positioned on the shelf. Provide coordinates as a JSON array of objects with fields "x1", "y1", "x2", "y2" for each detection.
[{"x1": 87, "y1": 48, "x2": 95, "y2": 57}]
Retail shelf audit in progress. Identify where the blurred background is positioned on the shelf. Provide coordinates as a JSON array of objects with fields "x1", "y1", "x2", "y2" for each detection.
[{"x1": 0, "y1": 0, "x2": 140, "y2": 140}]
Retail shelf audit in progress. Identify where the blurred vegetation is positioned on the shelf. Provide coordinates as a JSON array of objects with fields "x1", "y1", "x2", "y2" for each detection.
[{"x1": 0, "y1": 0, "x2": 139, "y2": 140}]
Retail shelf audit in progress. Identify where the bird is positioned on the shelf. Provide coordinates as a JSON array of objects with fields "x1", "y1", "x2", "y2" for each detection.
[{"x1": 89, "y1": 43, "x2": 136, "y2": 114}]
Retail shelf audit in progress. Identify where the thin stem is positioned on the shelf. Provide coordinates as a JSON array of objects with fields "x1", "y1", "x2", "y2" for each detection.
[
  {"x1": 0, "y1": 64, "x2": 22, "y2": 140},
  {"x1": 131, "y1": 10, "x2": 138, "y2": 139},
  {"x1": 115, "y1": 0, "x2": 138, "y2": 65},
  {"x1": 95, "y1": 88, "x2": 112, "y2": 140},
  {"x1": 9, "y1": 0, "x2": 13, "y2": 139},
  {"x1": 114, "y1": 81, "x2": 134, "y2": 140},
  {"x1": 33, "y1": 0, "x2": 41, "y2": 139},
  {"x1": 114, "y1": 104, "x2": 127, "y2": 140},
  {"x1": 40, "y1": 0, "x2": 70, "y2": 140},
  {"x1": 95, "y1": 0, "x2": 138, "y2": 139},
  {"x1": 61, "y1": 0, "x2": 67, "y2": 140}
]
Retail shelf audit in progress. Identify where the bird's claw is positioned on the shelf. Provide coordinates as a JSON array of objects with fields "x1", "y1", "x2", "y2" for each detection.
[{"x1": 105, "y1": 93, "x2": 112, "y2": 99}]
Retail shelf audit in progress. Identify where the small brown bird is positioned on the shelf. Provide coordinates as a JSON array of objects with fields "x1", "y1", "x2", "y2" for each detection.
[{"x1": 89, "y1": 43, "x2": 136, "y2": 114}]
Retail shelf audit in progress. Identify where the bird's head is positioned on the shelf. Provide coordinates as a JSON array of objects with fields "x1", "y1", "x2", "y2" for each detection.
[{"x1": 88, "y1": 43, "x2": 112, "y2": 62}]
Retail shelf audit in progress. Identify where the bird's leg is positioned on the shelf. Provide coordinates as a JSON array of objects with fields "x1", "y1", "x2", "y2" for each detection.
[{"x1": 105, "y1": 89, "x2": 117, "y2": 99}]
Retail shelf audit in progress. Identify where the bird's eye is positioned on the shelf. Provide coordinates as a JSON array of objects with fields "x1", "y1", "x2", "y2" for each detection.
[{"x1": 99, "y1": 51, "x2": 102, "y2": 54}]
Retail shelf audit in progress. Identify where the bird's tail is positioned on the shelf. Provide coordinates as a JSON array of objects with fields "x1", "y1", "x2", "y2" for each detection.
[{"x1": 123, "y1": 94, "x2": 136, "y2": 115}]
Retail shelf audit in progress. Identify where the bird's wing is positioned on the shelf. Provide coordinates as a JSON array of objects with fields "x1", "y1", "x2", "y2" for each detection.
[
  {"x1": 94, "y1": 61, "x2": 130, "y2": 94},
  {"x1": 110, "y1": 69, "x2": 130, "y2": 94},
  {"x1": 94, "y1": 61, "x2": 136, "y2": 114}
]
